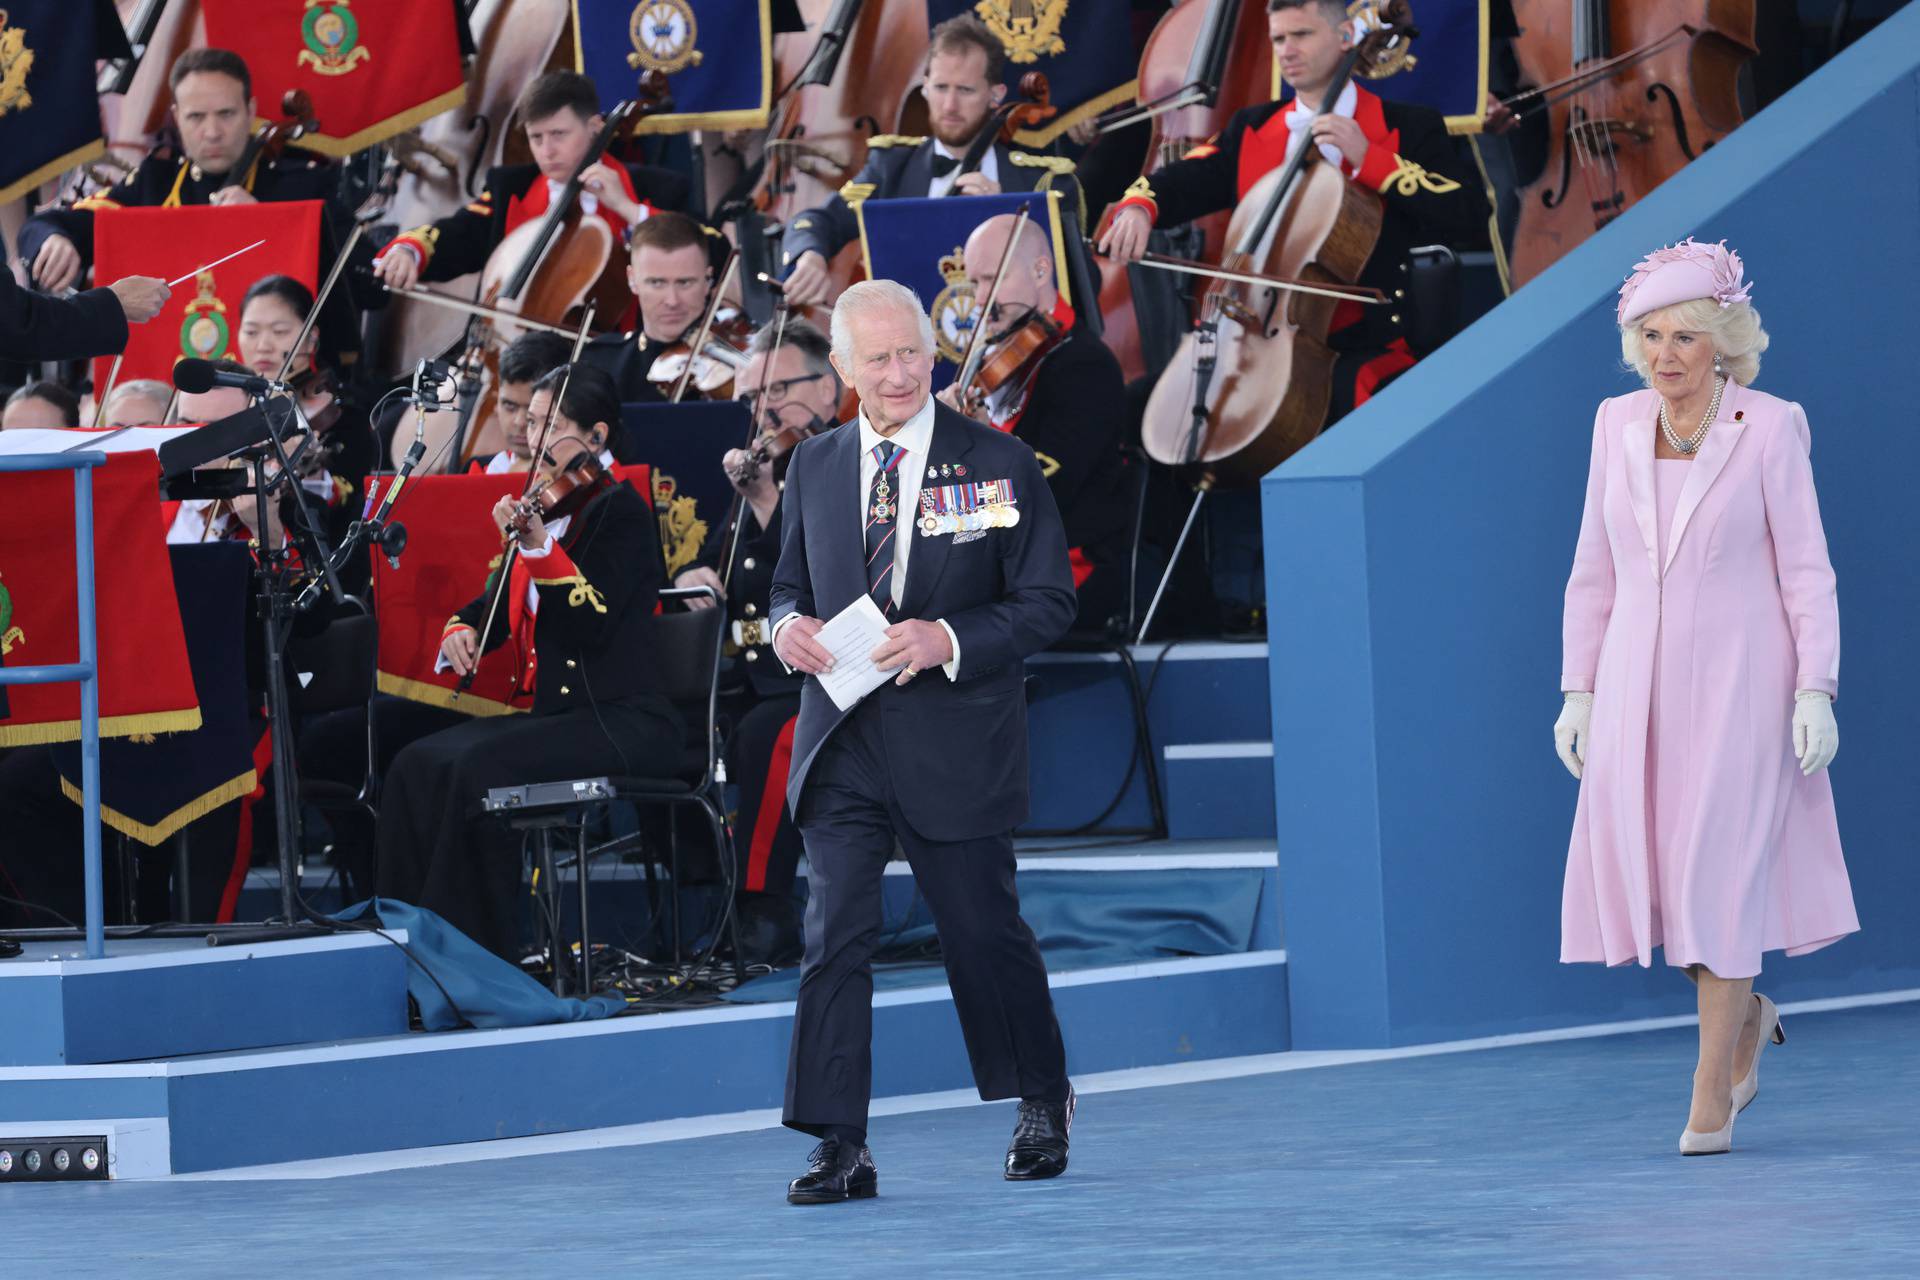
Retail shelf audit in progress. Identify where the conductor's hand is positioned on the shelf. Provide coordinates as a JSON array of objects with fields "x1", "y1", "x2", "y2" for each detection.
[
  {"x1": 32, "y1": 234, "x2": 82, "y2": 293},
  {"x1": 1097, "y1": 204, "x2": 1152, "y2": 264},
  {"x1": 870, "y1": 619, "x2": 952, "y2": 687},
  {"x1": 1553, "y1": 692, "x2": 1592, "y2": 780},
  {"x1": 774, "y1": 614, "x2": 834, "y2": 675},
  {"x1": 108, "y1": 275, "x2": 172, "y2": 324},
  {"x1": 783, "y1": 251, "x2": 831, "y2": 309},
  {"x1": 674, "y1": 565, "x2": 725, "y2": 609},
  {"x1": 374, "y1": 246, "x2": 422, "y2": 292},
  {"x1": 951, "y1": 172, "x2": 1001, "y2": 197},
  {"x1": 441, "y1": 625, "x2": 479, "y2": 676}
]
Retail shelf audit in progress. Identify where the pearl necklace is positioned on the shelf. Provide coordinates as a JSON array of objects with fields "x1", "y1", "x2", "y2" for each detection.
[{"x1": 1658, "y1": 376, "x2": 1725, "y2": 455}]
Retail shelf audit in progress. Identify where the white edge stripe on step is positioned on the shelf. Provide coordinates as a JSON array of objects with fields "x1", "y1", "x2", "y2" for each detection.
[
  {"x1": 164, "y1": 985, "x2": 1920, "y2": 1183},
  {"x1": 1164, "y1": 742, "x2": 1274, "y2": 760},
  {"x1": 1027, "y1": 641, "x2": 1267, "y2": 666},
  {"x1": 0, "y1": 931, "x2": 405, "y2": 978}
]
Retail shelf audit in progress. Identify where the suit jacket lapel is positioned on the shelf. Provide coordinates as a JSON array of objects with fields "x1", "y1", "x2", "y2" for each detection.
[
  {"x1": 899, "y1": 408, "x2": 975, "y2": 619},
  {"x1": 1622, "y1": 415, "x2": 1659, "y2": 582},
  {"x1": 826, "y1": 421, "x2": 865, "y2": 606},
  {"x1": 903, "y1": 142, "x2": 936, "y2": 197},
  {"x1": 1663, "y1": 381, "x2": 1746, "y2": 574}
]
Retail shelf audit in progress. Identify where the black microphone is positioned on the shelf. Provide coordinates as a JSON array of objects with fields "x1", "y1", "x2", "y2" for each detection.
[{"x1": 173, "y1": 358, "x2": 292, "y2": 398}]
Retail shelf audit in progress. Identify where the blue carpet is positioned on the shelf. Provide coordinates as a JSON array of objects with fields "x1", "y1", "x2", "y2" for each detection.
[{"x1": 6, "y1": 1001, "x2": 1918, "y2": 1276}]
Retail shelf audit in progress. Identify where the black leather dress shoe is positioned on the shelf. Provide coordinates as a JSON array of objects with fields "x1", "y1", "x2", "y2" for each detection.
[
  {"x1": 1004, "y1": 1086, "x2": 1075, "y2": 1180},
  {"x1": 787, "y1": 1138, "x2": 878, "y2": 1204}
]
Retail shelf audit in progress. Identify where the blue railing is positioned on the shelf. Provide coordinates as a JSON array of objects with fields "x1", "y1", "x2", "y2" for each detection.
[{"x1": 0, "y1": 452, "x2": 107, "y2": 959}]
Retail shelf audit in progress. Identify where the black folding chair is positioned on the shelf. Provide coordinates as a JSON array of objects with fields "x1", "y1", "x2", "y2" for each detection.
[{"x1": 289, "y1": 609, "x2": 381, "y2": 900}]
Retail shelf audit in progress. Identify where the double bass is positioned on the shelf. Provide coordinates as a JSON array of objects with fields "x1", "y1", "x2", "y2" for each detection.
[{"x1": 1505, "y1": 1, "x2": 1757, "y2": 284}]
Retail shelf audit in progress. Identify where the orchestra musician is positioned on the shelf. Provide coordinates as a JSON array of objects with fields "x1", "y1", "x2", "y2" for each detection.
[
  {"x1": 672, "y1": 318, "x2": 844, "y2": 967},
  {"x1": 1, "y1": 382, "x2": 81, "y2": 431},
  {"x1": 941, "y1": 213, "x2": 1134, "y2": 632},
  {"x1": 471, "y1": 333, "x2": 577, "y2": 474},
  {"x1": 778, "y1": 13, "x2": 1083, "y2": 310},
  {"x1": 372, "y1": 70, "x2": 691, "y2": 295},
  {"x1": 374, "y1": 363, "x2": 683, "y2": 960},
  {"x1": 99, "y1": 380, "x2": 173, "y2": 429},
  {"x1": 579, "y1": 209, "x2": 735, "y2": 422},
  {"x1": 1097, "y1": 0, "x2": 1490, "y2": 422},
  {"x1": 19, "y1": 50, "x2": 336, "y2": 295}
]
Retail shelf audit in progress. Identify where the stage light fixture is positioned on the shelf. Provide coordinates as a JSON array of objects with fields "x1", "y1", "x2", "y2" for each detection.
[{"x1": 0, "y1": 1135, "x2": 111, "y2": 1182}]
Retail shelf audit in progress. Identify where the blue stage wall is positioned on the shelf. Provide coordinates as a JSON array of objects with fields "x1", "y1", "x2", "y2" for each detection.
[{"x1": 1263, "y1": 5, "x2": 1920, "y2": 1048}]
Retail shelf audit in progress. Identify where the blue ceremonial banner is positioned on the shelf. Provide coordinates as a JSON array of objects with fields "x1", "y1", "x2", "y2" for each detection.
[
  {"x1": 0, "y1": 1, "x2": 116, "y2": 205},
  {"x1": 573, "y1": 0, "x2": 773, "y2": 135},
  {"x1": 855, "y1": 191, "x2": 1071, "y2": 391},
  {"x1": 1282, "y1": 0, "x2": 1489, "y2": 133},
  {"x1": 926, "y1": 0, "x2": 1137, "y2": 147},
  {"x1": 618, "y1": 400, "x2": 752, "y2": 578}
]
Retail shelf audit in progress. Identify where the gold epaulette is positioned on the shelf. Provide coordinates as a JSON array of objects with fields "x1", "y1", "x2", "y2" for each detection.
[
  {"x1": 1009, "y1": 152, "x2": 1076, "y2": 178},
  {"x1": 73, "y1": 196, "x2": 123, "y2": 212},
  {"x1": 838, "y1": 180, "x2": 878, "y2": 209},
  {"x1": 864, "y1": 134, "x2": 925, "y2": 150}
]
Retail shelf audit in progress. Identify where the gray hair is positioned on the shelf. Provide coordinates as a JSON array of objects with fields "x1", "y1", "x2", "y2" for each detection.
[
  {"x1": 105, "y1": 378, "x2": 173, "y2": 411},
  {"x1": 748, "y1": 315, "x2": 841, "y2": 394},
  {"x1": 829, "y1": 279, "x2": 936, "y2": 367},
  {"x1": 1620, "y1": 298, "x2": 1769, "y2": 387}
]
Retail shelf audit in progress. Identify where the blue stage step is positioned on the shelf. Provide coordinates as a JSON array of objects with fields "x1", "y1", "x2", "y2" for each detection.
[
  {"x1": 1, "y1": 841, "x2": 1287, "y2": 1176},
  {"x1": 1164, "y1": 742, "x2": 1278, "y2": 841}
]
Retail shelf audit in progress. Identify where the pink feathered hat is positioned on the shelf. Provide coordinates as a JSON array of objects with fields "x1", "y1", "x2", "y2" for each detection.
[{"x1": 1616, "y1": 238, "x2": 1753, "y2": 325}]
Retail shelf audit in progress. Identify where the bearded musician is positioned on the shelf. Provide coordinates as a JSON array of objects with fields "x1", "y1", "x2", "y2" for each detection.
[
  {"x1": 20, "y1": 50, "x2": 337, "y2": 296},
  {"x1": 778, "y1": 12, "x2": 1083, "y2": 310},
  {"x1": 941, "y1": 214, "x2": 1133, "y2": 633},
  {"x1": 1098, "y1": 0, "x2": 1490, "y2": 422},
  {"x1": 372, "y1": 71, "x2": 691, "y2": 300}
]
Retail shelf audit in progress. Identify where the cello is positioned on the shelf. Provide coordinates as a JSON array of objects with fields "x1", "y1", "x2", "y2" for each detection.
[
  {"x1": 1132, "y1": 4, "x2": 1409, "y2": 639},
  {"x1": 1504, "y1": 1, "x2": 1757, "y2": 285}
]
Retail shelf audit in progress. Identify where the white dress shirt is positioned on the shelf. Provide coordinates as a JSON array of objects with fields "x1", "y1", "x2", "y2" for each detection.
[
  {"x1": 1284, "y1": 80, "x2": 1359, "y2": 172},
  {"x1": 927, "y1": 139, "x2": 1000, "y2": 199},
  {"x1": 772, "y1": 393, "x2": 961, "y2": 679}
]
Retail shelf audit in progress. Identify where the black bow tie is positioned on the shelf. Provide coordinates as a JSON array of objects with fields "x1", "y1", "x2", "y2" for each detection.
[{"x1": 930, "y1": 153, "x2": 960, "y2": 179}]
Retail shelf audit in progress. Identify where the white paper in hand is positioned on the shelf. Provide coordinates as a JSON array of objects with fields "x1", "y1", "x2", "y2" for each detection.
[{"x1": 813, "y1": 595, "x2": 895, "y2": 711}]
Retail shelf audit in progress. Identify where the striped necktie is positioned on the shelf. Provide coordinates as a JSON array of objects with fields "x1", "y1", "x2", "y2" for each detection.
[{"x1": 865, "y1": 440, "x2": 905, "y2": 614}]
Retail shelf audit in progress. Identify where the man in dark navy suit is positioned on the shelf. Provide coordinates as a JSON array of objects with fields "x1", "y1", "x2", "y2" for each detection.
[{"x1": 769, "y1": 279, "x2": 1077, "y2": 1203}]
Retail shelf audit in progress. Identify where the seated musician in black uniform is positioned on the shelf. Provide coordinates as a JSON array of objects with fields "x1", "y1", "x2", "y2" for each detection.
[
  {"x1": 20, "y1": 49, "x2": 337, "y2": 295},
  {"x1": 471, "y1": 332, "x2": 576, "y2": 474},
  {"x1": 374, "y1": 363, "x2": 683, "y2": 959},
  {"x1": 778, "y1": 12, "x2": 1082, "y2": 309},
  {"x1": 1097, "y1": 0, "x2": 1489, "y2": 421},
  {"x1": 373, "y1": 70, "x2": 690, "y2": 295},
  {"x1": 671, "y1": 318, "x2": 843, "y2": 965},
  {"x1": 579, "y1": 210, "x2": 733, "y2": 421},
  {"x1": 942, "y1": 213, "x2": 1133, "y2": 633}
]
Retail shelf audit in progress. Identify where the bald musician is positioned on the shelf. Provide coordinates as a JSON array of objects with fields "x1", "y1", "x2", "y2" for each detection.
[{"x1": 940, "y1": 213, "x2": 1132, "y2": 632}]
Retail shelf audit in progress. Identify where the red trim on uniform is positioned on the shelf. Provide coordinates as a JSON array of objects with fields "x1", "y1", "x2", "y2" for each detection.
[
  {"x1": 1352, "y1": 338, "x2": 1417, "y2": 407},
  {"x1": 217, "y1": 725, "x2": 275, "y2": 923},
  {"x1": 504, "y1": 168, "x2": 652, "y2": 239},
  {"x1": 159, "y1": 500, "x2": 181, "y2": 533},
  {"x1": 1258, "y1": 88, "x2": 1401, "y2": 202},
  {"x1": 746, "y1": 714, "x2": 799, "y2": 893},
  {"x1": 385, "y1": 230, "x2": 436, "y2": 267},
  {"x1": 1068, "y1": 547, "x2": 1094, "y2": 589}
]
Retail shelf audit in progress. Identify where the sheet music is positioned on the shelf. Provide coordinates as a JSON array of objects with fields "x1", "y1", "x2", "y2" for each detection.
[
  {"x1": 0, "y1": 426, "x2": 196, "y2": 457},
  {"x1": 814, "y1": 595, "x2": 897, "y2": 711}
]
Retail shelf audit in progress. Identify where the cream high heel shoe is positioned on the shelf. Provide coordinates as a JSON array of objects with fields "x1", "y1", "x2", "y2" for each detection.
[
  {"x1": 1732, "y1": 993, "x2": 1787, "y2": 1115},
  {"x1": 1679, "y1": 1111, "x2": 1734, "y2": 1156}
]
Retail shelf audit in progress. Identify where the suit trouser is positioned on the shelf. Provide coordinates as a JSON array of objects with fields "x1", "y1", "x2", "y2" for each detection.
[{"x1": 782, "y1": 699, "x2": 1068, "y2": 1136}]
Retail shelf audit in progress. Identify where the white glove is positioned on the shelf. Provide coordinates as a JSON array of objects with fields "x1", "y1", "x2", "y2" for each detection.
[
  {"x1": 1554, "y1": 692, "x2": 1593, "y2": 779},
  {"x1": 1792, "y1": 690, "x2": 1838, "y2": 776}
]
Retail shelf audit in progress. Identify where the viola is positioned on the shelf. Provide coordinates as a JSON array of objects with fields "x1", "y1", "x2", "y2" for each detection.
[
  {"x1": 502, "y1": 446, "x2": 613, "y2": 540},
  {"x1": 647, "y1": 312, "x2": 757, "y2": 402},
  {"x1": 230, "y1": 90, "x2": 320, "y2": 188},
  {"x1": 955, "y1": 306, "x2": 1067, "y2": 421}
]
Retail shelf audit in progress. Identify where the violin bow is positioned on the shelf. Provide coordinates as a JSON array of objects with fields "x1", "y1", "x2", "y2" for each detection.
[
  {"x1": 669, "y1": 247, "x2": 742, "y2": 403},
  {"x1": 274, "y1": 222, "x2": 366, "y2": 387},
  {"x1": 383, "y1": 285, "x2": 582, "y2": 339},
  {"x1": 456, "y1": 301, "x2": 596, "y2": 699},
  {"x1": 718, "y1": 281, "x2": 793, "y2": 597},
  {"x1": 1093, "y1": 242, "x2": 1388, "y2": 305},
  {"x1": 951, "y1": 204, "x2": 1033, "y2": 407}
]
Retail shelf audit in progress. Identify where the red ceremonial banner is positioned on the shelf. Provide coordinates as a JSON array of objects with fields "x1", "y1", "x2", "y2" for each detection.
[
  {"x1": 203, "y1": 0, "x2": 468, "y2": 157},
  {"x1": 90, "y1": 201, "x2": 323, "y2": 395},
  {"x1": 0, "y1": 452, "x2": 201, "y2": 747},
  {"x1": 369, "y1": 466, "x2": 652, "y2": 717}
]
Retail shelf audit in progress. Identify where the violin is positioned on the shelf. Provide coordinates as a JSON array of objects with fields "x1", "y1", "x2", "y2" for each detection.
[
  {"x1": 501, "y1": 446, "x2": 613, "y2": 540},
  {"x1": 231, "y1": 90, "x2": 320, "y2": 188},
  {"x1": 945, "y1": 72, "x2": 1058, "y2": 192},
  {"x1": 955, "y1": 306, "x2": 1066, "y2": 421},
  {"x1": 648, "y1": 312, "x2": 756, "y2": 401}
]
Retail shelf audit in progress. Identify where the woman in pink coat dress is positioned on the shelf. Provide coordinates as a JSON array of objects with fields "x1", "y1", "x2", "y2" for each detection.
[{"x1": 1555, "y1": 240, "x2": 1857, "y2": 1157}]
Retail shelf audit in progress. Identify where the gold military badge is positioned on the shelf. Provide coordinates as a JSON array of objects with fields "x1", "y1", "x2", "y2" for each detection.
[
  {"x1": 628, "y1": 0, "x2": 705, "y2": 75},
  {"x1": 930, "y1": 248, "x2": 976, "y2": 366},
  {"x1": 0, "y1": 9, "x2": 35, "y2": 117},
  {"x1": 973, "y1": 0, "x2": 1068, "y2": 65},
  {"x1": 652, "y1": 472, "x2": 709, "y2": 577},
  {"x1": 299, "y1": 0, "x2": 372, "y2": 77},
  {"x1": 179, "y1": 270, "x2": 231, "y2": 364}
]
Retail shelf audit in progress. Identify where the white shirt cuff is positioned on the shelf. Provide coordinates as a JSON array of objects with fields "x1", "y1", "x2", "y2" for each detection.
[
  {"x1": 770, "y1": 612, "x2": 799, "y2": 674},
  {"x1": 937, "y1": 618, "x2": 961, "y2": 680},
  {"x1": 519, "y1": 532, "x2": 556, "y2": 559}
]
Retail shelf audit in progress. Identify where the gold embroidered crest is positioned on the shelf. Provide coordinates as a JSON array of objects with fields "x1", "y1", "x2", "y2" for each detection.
[
  {"x1": 929, "y1": 247, "x2": 976, "y2": 366},
  {"x1": 1377, "y1": 156, "x2": 1462, "y2": 197},
  {"x1": 652, "y1": 473, "x2": 708, "y2": 577},
  {"x1": 973, "y1": 0, "x2": 1068, "y2": 65},
  {"x1": 627, "y1": 0, "x2": 705, "y2": 75},
  {"x1": 298, "y1": 1, "x2": 372, "y2": 77},
  {"x1": 0, "y1": 11, "x2": 34, "y2": 117}
]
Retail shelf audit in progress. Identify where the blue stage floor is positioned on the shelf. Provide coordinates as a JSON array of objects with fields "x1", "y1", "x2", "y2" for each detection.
[{"x1": 7, "y1": 999, "x2": 1918, "y2": 1276}]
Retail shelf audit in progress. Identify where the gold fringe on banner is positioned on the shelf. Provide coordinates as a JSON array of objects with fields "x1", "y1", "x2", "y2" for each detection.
[
  {"x1": 260, "y1": 85, "x2": 470, "y2": 158},
  {"x1": 59, "y1": 768, "x2": 260, "y2": 847},
  {"x1": 0, "y1": 706, "x2": 203, "y2": 750},
  {"x1": 0, "y1": 138, "x2": 107, "y2": 208}
]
